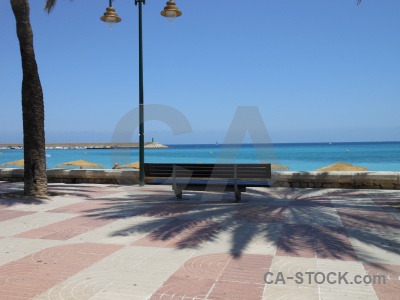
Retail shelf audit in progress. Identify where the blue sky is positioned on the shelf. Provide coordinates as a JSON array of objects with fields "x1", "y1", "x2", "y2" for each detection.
[{"x1": 1, "y1": 0, "x2": 399, "y2": 144}]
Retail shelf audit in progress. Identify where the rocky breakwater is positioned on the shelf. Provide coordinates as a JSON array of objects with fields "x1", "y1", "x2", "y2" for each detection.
[{"x1": 144, "y1": 142, "x2": 168, "y2": 149}]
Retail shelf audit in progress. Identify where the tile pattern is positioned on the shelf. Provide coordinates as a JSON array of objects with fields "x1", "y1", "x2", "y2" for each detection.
[
  {"x1": 0, "y1": 243, "x2": 122, "y2": 299},
  {"x1": 276, "y1": 224, "x2": 358, "y2": 260},
  {"x1": 151, "y1": 253, "x2": 272, "y2": 300},
  {"x1": 132, "y1": 218, "x2": 221, "y2": 249},
  {"x1": 15, "y1": 215, "x2": 114, "y2": 240},
  {"x1": 0, "y1": 209, "x2": 34, "y2": 222},
  {"x1": 363, "y1": 263, "x2": 400, "y2": 299},
  {"x1": 0, "y1": 183, "x2": 398, "y2": 299}
]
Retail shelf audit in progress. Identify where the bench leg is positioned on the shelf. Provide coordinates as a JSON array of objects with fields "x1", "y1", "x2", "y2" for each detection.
[
  {"x1": 235, "y1": 191, "x2": 241, "y2": 202},
  {"x1": 174, "y1": 190, "x2": 183, "y2": 199}
]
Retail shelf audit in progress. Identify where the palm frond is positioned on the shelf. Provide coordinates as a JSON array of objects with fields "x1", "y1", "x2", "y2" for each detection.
[
  {"x1": 44, "y1": 0, "x2": 58, "y2": 13},
  {"x1": 357, "y1": 0, "x2": 363, "y2": 5}
]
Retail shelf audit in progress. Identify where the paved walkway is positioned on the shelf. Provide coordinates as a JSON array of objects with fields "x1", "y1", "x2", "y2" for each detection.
[{"x1": 0, "y1": 182, "x2": 399, "y2": 300}]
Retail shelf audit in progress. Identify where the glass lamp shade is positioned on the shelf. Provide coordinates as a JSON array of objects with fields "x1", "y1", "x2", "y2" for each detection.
[
  {"x1": 100, "y1": 7, "x2": 121, "y2": 27},
  {"x1": 160, "y1": 0, "x2": 182, "y2": 22}
]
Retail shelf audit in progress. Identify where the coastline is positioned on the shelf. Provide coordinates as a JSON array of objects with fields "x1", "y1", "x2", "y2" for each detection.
[
  {"x1": 0, "y1": 142, "x2": 168, "y2": 149},
  {"x1": 1, "y1": 142, "x2": 399, "y2": 172},
  {"x1": 1, "y1": 140, "x2": 399, "y2": 148}
]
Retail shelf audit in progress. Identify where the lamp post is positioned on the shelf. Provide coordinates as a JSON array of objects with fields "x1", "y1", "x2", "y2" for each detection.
[{"x1": 101, "y1": 0, "x2": 182, "y2": 186}]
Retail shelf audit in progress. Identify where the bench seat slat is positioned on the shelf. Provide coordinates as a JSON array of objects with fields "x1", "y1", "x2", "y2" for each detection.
[
  {"x1": 144, "y1": 163, "x2": 272, "y2": 200},
  {"x1": 148, "y1": 178, "x2": 271, "y2": 187}
]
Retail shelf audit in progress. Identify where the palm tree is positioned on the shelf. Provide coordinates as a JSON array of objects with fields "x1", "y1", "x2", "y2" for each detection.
[
  {"x1": 10, "y1": 0, "x2": 363, "y2": 197},
  {"x1": 10, "y1": 0, "x2": 47, "y2": 197},
  {"x1": 43, "y1": 0, "x2": 59, "y2": 13}
]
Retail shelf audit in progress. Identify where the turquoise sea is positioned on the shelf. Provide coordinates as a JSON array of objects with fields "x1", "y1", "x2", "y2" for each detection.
[{"x1": 0, "y1": 142, "x2": 399, "y2": 172}]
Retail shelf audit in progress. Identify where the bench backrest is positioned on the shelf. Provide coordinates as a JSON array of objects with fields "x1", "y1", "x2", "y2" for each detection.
[{"x1": 144, "y1": 163, "x2": 271, "y2": 179}]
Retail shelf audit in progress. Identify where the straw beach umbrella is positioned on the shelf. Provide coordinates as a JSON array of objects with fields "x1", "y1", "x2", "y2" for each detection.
[
  {"x1": 316, "y1": 162, "x2": 368, "y2": 172},
  {"x1": 271, "y1": 164, "x2": 290, "y2": 170},
  {"x1": 1, "y1": 159, "x2": 25, "y2": 167},
  {"x1": 116, "y1": 161, "x2": 140, "y2": 169},
  {"x1": 56, "y1": 160, "x2": 104, "y2": 169},
  {"x1": 261, "y1": 162, "x2": 290, "y2": 170}
]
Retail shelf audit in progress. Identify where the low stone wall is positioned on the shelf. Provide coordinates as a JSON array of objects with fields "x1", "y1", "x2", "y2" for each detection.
[
  {"x1": 1, "y1": 168, "x2": 400, "y2": 190},
  {"x1": 0, "y1": 168, "x2": 139, "y2": 185},
  {"x1": 271, "y1": 171, "x2": 400, "y2": 189}
]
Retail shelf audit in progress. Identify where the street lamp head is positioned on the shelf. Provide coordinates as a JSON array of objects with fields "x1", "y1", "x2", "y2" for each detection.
[
  {"x1": 160, "y1": 0, "x2": 182, "y2": 23},
  {"x1": 100, "y1": 7, "x2": 122, "y2": 28}
]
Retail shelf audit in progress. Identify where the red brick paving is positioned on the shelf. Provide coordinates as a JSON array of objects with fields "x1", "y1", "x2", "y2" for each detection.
[
  {"x1": 208, "y1": 281, "x2": 265, "y2": 300},
  {"x1": 276, "y1": 224, "x2": 315, "y2": 258},
  {"x1": 0, "y1": 209, "x2": 34, "y2": 222},
  {"x1": 152, "y1": 254, "x2": 271, "y2": 300},
  {"x1": 15, "y1": 215, "x2": 113, "y2": 240},
  {"x1": 150, "y1": 277, "x2": 215, "y2": 300},
  {"x1": 136, "y1": 202, "x2": 199, "y2": 218},
  {"x1": 336, "y1": 208, "x2": 400, "y2": 230},
  {"x1": 276, "y1": 224, "x2": 358, "y2": 260},
  {"x1": 174, "y1": 253, "x2": 232, "y2": 280},
  {"x1": 132, "y1": 219, "x2": 220, "y2": 249},
  {"x1": 233, "y1": 206, "x2": 287, "y2": 223},
  {"x1": 291, "y1": 195, "x2": 333, "y2": 208},
  {"x1": 47, "y1": 185, "x2": 119, "y2": 199},
  {"x1": 49, "y1": 200, "x2": 115, "y2": 214},
  {"x1": 363, "y1": 263, "x2": 400, "y2": 300},
  {"x1": 313, "y1": 226, "x2": 358, "y2": 261},
  {"x1": 0, "y1": 243, "x2": 122, "y2": 299},
  {"x1": 0, "y1": 184, "x2": 399, "y2": 299},
  {"x1": 219, "y1": 254, "x2": 273, "y2": 283}
]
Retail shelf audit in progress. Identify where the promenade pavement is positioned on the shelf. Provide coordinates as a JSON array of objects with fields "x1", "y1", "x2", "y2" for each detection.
[{"x1": 0, "y1": 181, "x2": 399, "y2": 299}]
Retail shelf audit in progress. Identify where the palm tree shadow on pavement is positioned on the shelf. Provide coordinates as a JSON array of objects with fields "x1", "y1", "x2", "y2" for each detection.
[{"x1": 83, "y1": 187, "x2": 400, "y2": 264}]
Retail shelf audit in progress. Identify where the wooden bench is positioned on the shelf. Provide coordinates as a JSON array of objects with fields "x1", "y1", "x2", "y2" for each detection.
[{"x1": 144, "y1": 163, "x2": 272, "y2": 201}]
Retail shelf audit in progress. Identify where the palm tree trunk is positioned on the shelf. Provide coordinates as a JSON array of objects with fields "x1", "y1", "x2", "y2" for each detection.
[{"x1": 10, "y1": 0, "x2": 47, "y2": 196}]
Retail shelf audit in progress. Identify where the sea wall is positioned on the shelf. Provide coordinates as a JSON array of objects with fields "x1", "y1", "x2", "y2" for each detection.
[
  {"x1": 271, "y1": 171, "x2": 400, "y2": 189},
  {"x1": 1, "y1": 169, "x2": 400, "y2": 189},
  {"x1": 0, "y1": 169, "x2": 138, "y2": 185}
]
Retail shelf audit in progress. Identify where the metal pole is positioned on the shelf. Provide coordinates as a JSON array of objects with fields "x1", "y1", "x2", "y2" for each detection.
[{"x1": 136, "y1": 0, "x2": 145, "y2": 186}]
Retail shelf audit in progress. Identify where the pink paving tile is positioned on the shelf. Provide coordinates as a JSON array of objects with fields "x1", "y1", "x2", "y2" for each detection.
[
  {"x1": 372, "y1": 199, "x2": 400, "y2": 213},
  {"x1": 132, "y1": 219, "x2": 197, "y2": 247},
  {"x1": 49, "y1": 200, "x2": 114, "y2": 213},
  {"x1": 15, "y1": 215, "x2": 113, "y2": 240},
  {"x1": 47, "y1": 185, "x2": 104, "y2": 194},
  {"x1": 150, "y1": 254, "x2": 270, "y2": 300},
  {"x1": 0, "y1": 243, "x2": 122, "y2": 299},
  {"x1": 85, "y1": 191, "x2": 121, "y2": 199},
  {"x1": 313, "y1": 225, "x2": 358, "y2": 260},
  {"x1": 336, "y1": 208, "x2": 400, "y2": 230},
  {"x1": 0, "y1": 209, "x2": 34, "y2": 221},
  {"x1": 276, "y1": 247, "x2": 316, "y2": 258},
  {"x1": 291, "y1": 195, "x2": 333, "y2": 208},
  {"x1": 208, "y1": 281, "x2": 264, "y2": 300},
  {"x1": 219, "y1": 254, "x2": 273, "y2": 284},
  {"x1": 173, "y1": 253, "x2": 232, "y2": 280},
  {"x1": 132, "y1": 219, "x2": 221, "y2": 249},
  {"x1": 167, "y1": 220, "x2": 220, "y2": 249},
  {"x1": 328, "y1": 191, "x2": 367, "y2": 197},
  {"x1": 363, "y1": 263, "x2": 400, "y2": 300},
  {"x1": 277, "y1": 224, "x2": 358, "y2": 260},
  {"x1": 150, "y1": 277, "x2": 215, "y2": 300},
  {"x1": 276, "y1": 224, "x2": 315, "y2": 258},
  {"x1": 277, "y1": 224, "x2": 314, "y2": 240},
  {"x1": 39, "y1": 227, "x2": 93, "y2": 240},
  {"x1": 136, "y1": 202, "x2": 199, "y2": 218},
  {"x1": 360, "y1": 210, "x2": 400, "y2": 230},
  {"x1": 314, "y1": 240, "x2": 358, "y2": 261},
  {"x1": 233, "y1": 206, "x2": 287, "y2": 223}
]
